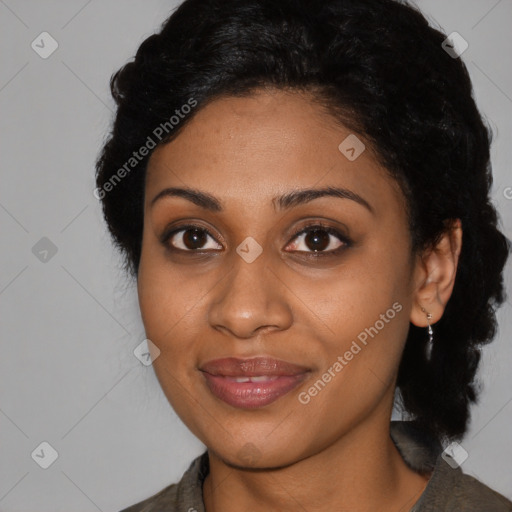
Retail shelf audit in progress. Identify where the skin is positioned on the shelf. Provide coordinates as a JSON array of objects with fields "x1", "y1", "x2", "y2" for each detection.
[{"x1": 137, "y1": 88, "x2": 462, "y2": 512}]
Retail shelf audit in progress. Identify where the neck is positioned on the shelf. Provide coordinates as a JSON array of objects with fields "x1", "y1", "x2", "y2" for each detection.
[{"x1": 202, "y1": 414, "x2": 429, "y2": 512}]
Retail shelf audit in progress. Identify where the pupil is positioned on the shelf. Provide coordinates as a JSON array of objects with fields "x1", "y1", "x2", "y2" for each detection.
[
  {"x1": 305, "y1": 229, "x2": 329, "y2": 251},
  {"x1": 183, "y1": 228, "x2": 206, "y2": 249}
]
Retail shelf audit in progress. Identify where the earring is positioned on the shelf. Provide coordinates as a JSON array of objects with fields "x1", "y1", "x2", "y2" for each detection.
[{"x1": 421, "y1": 307, "x2": 434, "y2": 360}]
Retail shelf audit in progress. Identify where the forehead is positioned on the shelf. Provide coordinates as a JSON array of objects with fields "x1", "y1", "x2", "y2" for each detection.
[{"x1": 145, "y1": 89, "x2": 404, "y2": 215}]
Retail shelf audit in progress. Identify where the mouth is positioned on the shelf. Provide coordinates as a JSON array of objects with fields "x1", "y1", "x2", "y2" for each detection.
[{"x1": 199, "y1": 356, "x2": 310, "y2": 409}]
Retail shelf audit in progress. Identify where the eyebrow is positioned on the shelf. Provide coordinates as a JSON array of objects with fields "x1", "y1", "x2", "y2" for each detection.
[{"x1": 150, "y1": 186, "x2": 374, "y2": 214}]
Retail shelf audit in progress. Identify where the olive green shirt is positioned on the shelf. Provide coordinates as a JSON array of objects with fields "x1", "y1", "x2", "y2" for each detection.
[{"x1": 120, "y1": 421, "x2": 512, "y2": 511}]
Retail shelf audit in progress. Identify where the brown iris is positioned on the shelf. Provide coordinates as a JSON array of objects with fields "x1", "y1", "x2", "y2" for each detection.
[{"x1": 304, "y1": 229, "x2": 330, "y2": 252}]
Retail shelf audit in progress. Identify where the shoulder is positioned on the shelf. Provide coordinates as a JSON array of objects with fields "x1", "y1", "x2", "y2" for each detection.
[
  {"x1": 435, "y1": 470, "x2": 512, "y2": 511},
  {"x1": 118, "y1": 452, "x2": 209, "y2": 512},
  {"x1": 413, "y1": 465, "x2": 512, "y2": 511},
  {"x1": 390, "y1": 421, "x2": 512, "y2": 511}
]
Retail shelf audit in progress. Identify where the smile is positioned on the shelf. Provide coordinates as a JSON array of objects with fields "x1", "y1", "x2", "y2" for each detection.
[{"x1": 199, "y1": 357, "x2": 310, "y2": 409}]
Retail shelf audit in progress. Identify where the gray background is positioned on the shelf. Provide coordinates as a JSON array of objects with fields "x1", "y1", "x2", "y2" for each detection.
[{"x1": 1, "y1": 0, "x2": 511, "y2": 510}]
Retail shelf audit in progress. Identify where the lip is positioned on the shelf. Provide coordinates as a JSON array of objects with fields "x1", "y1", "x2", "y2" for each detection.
[{"x1": 199, "y1": 357, "x2": 310, "y2": 409}]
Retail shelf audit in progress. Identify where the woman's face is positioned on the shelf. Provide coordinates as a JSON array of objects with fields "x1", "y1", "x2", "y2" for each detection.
[{"x1": 138, "y1": 89, "x2": 420, "y2": 468}]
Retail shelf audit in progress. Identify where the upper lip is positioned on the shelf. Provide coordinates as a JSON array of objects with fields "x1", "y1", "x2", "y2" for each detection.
[{"x1": 199, "y1": 357, "x2": 310, "y2": 377}]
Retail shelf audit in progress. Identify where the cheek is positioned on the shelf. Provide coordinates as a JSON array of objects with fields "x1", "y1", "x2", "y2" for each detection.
[
  {"x1": 137, "y1": 260, "x2": 208, "y2": 425},
  {"x1": 298, "y1": 282, "x2": 408, "y2": 393},
  {"x1": 290, "y1": 242, "x2": 412, "y2": 391},
  {"x1": 287, "y1": 244, "x2": 410, "y2": 337},
  {"x1": 137, "y1": 249, "x2": 206, "y2": 358}
]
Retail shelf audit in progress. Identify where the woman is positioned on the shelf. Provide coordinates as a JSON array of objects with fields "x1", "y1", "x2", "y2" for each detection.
[{"x1": 95, "y1": 0, "x2": 511, "y2": 510}]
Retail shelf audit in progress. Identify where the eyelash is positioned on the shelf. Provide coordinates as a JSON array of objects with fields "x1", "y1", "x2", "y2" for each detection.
[{"x1": 160, "y1": 221, "x2": 352, "y2": 258}]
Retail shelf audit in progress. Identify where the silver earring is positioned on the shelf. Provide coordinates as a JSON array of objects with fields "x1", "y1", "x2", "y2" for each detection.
[{"x1": 421, "y1": 307, "x2": 434, "y2": 360}]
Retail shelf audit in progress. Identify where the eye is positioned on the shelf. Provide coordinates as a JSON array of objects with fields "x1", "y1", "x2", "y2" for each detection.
[
  {"x1": 164, "y1": 226, "x2": 222, "y2": 252},
  {"x1": 161, "y1": 223, "x2": 350, "y2": 255},
  {"x1": 285, "y1": 225, "x2": 349, "y2": 254}
]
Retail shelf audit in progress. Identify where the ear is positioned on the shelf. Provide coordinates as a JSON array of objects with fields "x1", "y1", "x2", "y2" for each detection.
[{"x1": 410, "y1": 219, "x2": 463, "y2": 327}]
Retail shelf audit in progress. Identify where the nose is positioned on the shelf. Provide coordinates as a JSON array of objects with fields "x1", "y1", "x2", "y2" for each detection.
[{"x1": 208, "y1": 253, "x2": 293, "y2": 339}]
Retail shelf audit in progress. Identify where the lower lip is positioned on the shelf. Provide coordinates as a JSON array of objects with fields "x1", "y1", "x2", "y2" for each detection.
[{"x1": 201, "y1": 372, "x2": 308, "y2": 409}]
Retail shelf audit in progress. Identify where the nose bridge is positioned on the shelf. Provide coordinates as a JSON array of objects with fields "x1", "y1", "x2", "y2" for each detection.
[{"x1": 208, "y1": 248, "x2": 293, "y2": 338}]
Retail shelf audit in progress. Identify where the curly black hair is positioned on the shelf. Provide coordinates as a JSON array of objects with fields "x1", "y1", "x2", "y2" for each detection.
[{"x1": 95, "y1": 0, "x2": 509, "y2": 444}]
